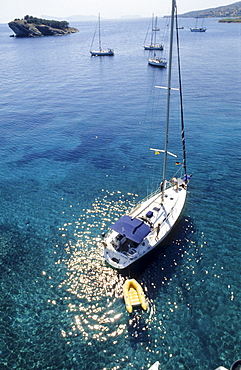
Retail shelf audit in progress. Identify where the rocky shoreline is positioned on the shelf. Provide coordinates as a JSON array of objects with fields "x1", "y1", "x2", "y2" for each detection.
[
  {"x1": 218, "y1": 17, "x2": 241, "y2": 22},
  {"x1": 8, "y1": 18, "x2": 79, "y2": 37}
]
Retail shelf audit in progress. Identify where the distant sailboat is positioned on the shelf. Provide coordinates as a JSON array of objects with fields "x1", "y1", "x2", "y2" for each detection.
[
  {"x1": 90, "y1": 14, "x2": 114, "y2": 56},
  {"x1": 144, "y1": 14, "x2": 164, "y2": 51},
  {"x1": 190, "y1": 18, "x2": 206, "y2": 32},
  {"x1": 148, "y1": 52, "x2": 167, "y2": 68}
]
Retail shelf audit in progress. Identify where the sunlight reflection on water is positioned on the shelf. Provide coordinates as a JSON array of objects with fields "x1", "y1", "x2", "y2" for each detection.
[
  {"x1": 48, "y1": 189, "x2": 198, "y2": 369},
  {"x1": 56, "y1": 190, "x2": 139, "y2": 345}
]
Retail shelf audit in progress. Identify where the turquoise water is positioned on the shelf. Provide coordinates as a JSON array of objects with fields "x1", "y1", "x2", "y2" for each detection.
[{"x1": 0, "y1": 16, "x2": 241, "y2": 370}]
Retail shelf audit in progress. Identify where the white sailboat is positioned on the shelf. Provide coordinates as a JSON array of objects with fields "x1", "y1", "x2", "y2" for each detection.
[
  {"x1": 190, "y1": 27, "x2": 206, "y2": 32},
  {"x1": 103, "y1": 0, "x2": 191, "y2": 270},
  {"x1": 148, "y1": 53, "x2": 167, "y2": 68},
  {"x1": 190, "y1": 18, "x2": 206, "y2": 32},
  {"x1": 90, "y1": 14, "x2": 114, "y2": 56},
  {"x1": 144, "y1": 14, "x2": 164, "y2": 51}
]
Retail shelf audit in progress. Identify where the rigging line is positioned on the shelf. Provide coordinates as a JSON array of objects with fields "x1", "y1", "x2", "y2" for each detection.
[
  {"x1": 162, "y1": 0, "x2": 176, "y2": 189},
  {"x1": 148, "y1": 78, "x2": 166, "y2": 192},
  {"x1": 90, "y1": 22, "x2": 98, "y2": 50},
  {"x1": 175, "y1": 7, "x2": 187, "y2": 176},
  {"x1": 143, "y1": 19, "x2": 151, "y2": 45},
  {"x1": 162, "y1": 15, "x2": 170, "y2": 45}
]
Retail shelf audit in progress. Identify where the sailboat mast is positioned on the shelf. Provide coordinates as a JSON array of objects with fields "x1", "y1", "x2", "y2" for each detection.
[
  {"x1": 154, "y1": 16, "x2": 157, "y2": 45},
  {"x1": 162, "y1": 0, "x2": 176, "y2": 192},
  {"x1": 175, "y1": 10, "x2": 187, "y2": 175},
  {"x1": 151, "y1": 13, "x2": 154, "y2": 46},
  {"x1": 98, "y1": 13, "x2": 102, "y2": 51}
]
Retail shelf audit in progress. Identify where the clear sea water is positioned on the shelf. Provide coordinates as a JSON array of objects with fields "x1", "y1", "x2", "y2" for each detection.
[{"x1": 0, "y1": 15, "x2": 240, "y2": 370}]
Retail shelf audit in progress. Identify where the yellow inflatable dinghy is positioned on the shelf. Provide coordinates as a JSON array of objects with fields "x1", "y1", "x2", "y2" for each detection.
[{"x1": 123, "y1": 279, "x2": 148, "y2": 313}]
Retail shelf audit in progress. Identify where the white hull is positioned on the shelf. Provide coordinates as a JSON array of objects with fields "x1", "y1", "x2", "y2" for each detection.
[
  {"x1": 190, "y1": 27, "x2": 206, "y2": 32},
  {"x1": 148, "y1": 58, "x2": 167, "y2": 68},
  {"x1": 103, "y1": 181, "x2": 187, "y2": 269},
  {"x1": 144, "y1": 44, "x2": 164, "y2": 50},
  {"x1": 149, "y1": 361, "x2": 160, "y2": 370},
  {"x1": 90, "y1": 49, "x2": 114, "y2": 56}
]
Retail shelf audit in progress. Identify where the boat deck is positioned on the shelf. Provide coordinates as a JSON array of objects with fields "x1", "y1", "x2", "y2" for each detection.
[{"x1": 104, "y1": 182, "x2": 187, "y2": 268}]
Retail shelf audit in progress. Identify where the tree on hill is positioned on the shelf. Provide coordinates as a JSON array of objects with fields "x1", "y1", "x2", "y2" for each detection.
[{"x1": 23, "y1": 15, "x2": 69, "y2": 30}]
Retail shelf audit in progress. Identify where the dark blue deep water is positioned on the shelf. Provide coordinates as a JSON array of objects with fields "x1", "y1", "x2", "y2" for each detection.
[{"x1": 0, "y1": 16, "x2": 240, "y2": 370}]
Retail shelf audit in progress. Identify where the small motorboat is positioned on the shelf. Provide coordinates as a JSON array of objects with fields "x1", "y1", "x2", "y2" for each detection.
[{"x1": 123, "y1": 279, "x2": 148, "y2": 313}]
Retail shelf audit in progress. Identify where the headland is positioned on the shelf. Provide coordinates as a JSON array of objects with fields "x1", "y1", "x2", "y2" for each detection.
[{"x1": 8, "y1": 15, "x2": 79, "y2": 37}]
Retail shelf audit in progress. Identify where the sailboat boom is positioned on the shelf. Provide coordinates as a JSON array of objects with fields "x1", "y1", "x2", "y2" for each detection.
[
  {"x1": 150, "y1": 148, "x2": 177, "y2": 157},
  {"x1": 155, "y1": 85, "x2": 179, "y2": 91}
]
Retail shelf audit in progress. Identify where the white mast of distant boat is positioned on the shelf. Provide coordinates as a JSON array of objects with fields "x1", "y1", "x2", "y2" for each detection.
[
  {"x1": 98, "y1": 13, "x2": 102, "y2": 52},
  {"x1": 151, "y1": 14, "x2": 154, "y2": 46}
]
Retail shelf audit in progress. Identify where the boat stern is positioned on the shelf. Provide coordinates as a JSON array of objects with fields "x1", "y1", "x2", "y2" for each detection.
[{"x1": 103, "y1": 246, "x2": 131, "y2": 269}]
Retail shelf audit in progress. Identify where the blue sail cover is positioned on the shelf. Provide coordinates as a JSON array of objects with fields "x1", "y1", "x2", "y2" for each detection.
[{"x1": 110, "y1": 215, "x2": 151, "y2": 244}]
